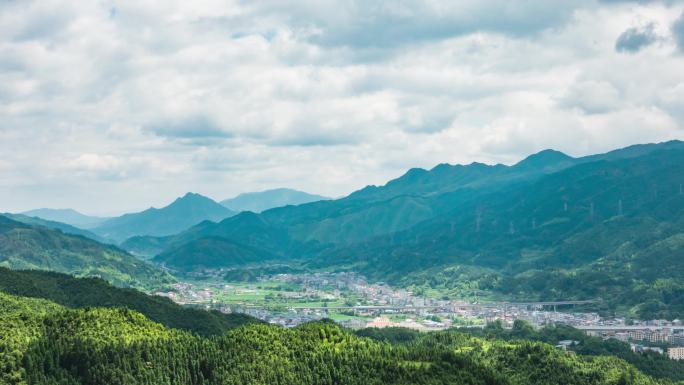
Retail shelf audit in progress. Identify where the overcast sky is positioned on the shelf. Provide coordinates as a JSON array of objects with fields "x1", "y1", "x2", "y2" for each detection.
[{"x1": 2, "y1": 0, "x2": 684, "y2": 215}]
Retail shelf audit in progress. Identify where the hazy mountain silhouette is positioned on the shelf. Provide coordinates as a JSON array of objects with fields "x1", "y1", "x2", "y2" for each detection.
[{"x1": 221, "y1": 188, "x2": 330, "y2": 213}]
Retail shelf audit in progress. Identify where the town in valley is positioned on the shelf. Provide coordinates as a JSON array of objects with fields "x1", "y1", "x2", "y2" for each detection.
[{"x1": 154, "y1": 270, "x2": 684, "y2": 361}]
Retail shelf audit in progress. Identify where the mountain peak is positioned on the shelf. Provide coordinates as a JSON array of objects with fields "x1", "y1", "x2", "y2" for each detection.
[
  {"x1": 92, "y1": 193, "x2": 235, "y2": 242},
  {"x1": 180, "y1": 191, "x2": 204, "y2": 200},
  {"x1": 171, "y1": 192, "x2": 216, "y2": 206},
  {"x1": 514, "y1": 149, "x2": 574, "y2": 170}
]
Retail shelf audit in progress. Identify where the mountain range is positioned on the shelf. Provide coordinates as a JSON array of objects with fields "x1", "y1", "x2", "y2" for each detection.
[
  {"x1": 19, "y1": 189, "x2": 331, "y2": 246},
  {"x1": 220, "y1": 188, "x2": 330, "y2": 213},
  {"x1": 4, "y1": 141, "x2": 684, "y2": 319},
  {"x1": 133, "y1": 140, "x2": 684, "y2": 318}
]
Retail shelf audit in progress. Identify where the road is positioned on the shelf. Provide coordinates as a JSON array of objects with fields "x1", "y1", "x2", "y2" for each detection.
[{"x1": 243, "y1": 300, "x2": 599, "y2": 311}]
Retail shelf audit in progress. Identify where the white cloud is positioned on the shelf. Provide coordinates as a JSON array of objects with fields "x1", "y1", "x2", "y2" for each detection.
[
  {"x1": 560, "y1": 80, "x2": 622, "y2": 114},
  {"x1": 0, "y1": 0, "x2": 683, "y2": 214}
]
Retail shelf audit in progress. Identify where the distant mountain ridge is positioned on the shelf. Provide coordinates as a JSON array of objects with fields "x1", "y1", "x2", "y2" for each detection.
[
  {"x1": 221, "y1": 188, "x2": 330, "y2": 213},
  {"x1": 143, "y1": 144, "x2": 598, "y2": 265},
  {"x1": 92, "y1": 192, "x2": 236, "y2": 243},
  {"x1": 2, "y1": 213, "x2": 108, "y2": 243},
  {"x1": 21, "y1": 208, "x2": 109, "y2": 228}
]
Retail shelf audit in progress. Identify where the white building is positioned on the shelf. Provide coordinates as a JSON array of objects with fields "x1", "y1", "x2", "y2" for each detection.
[{"x1": 669, "y1": 347, "x2": 684, "y2": 361}]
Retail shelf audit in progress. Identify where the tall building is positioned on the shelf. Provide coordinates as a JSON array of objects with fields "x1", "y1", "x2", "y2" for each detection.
[
  {"x1": 673, "y1": 334, "x2": 684, "y2": 346},
  {"x1": 669, "y1": 347, "x2": 684, "y2": 361}
]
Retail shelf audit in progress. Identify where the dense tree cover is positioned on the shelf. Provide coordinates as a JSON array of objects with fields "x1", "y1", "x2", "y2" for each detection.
[
  {"x1": 0, "y1": 293, "x2": 63, "y2": 385},
  {"x1": 449, "y1": 321, "x2": 684, "y2": 383},
  {"x1": 1, "y1": 293, "x2": 680, "y2": 385},
  {"x1": 0, "y1": 268, "x2": 257, "y2": 336},
  {"x1": 355, "y1": 327, "x2": 422, "y2": 344},
  {"x1": 358, "y1": 322, "x2": 684, "y2": 383},
  {"x1": 0, "y1": 216, "x2": 172, "y2": 288},
  {"x1": 154, "y1": 236, "x2": 278, "y2": 271}
]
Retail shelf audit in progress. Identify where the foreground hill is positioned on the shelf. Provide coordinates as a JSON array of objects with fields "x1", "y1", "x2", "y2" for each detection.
[
  {"x1": 0, "y1": 268, "x2": 257, "y2": 336},
  {"x1": 93, "y1": 192, "x2": 236, "y2": 243},
  {"x1": 0, "y1": 216, "x2": 171, "y2": 288},
  {"x1": 0, "y1": 291, "x2": 668, "y2": 385},
  {"x1": 221, "y1": 188, "x2": 330, "y2": 213},
  {"x1": 358, "y1": 321, "x2": 684, "y2": 383}
]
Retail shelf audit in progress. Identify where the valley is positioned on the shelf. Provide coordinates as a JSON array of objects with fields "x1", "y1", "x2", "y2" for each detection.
[
  {"x1": 157, "y1": 269, "x2": 684, "y2": 352},
  {"x1": 4, "y1": 141, "x2": 684, "y2": 384},
  {"x1": 5, "y1": 2, "x2": 684, "y2": 382}
]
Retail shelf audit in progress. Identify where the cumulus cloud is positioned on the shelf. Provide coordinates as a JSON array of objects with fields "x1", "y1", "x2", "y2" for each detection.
[
  {"x1": 264, "y1": 1, "x2": 583, "y2": 48},
  {"x1": 673, "y1": 10, "x2": 684, "y2": 51},
  {"x1": 146, "y1": 116, "x2": 232, "y2": 139},
  {"x1": 615, "y1": 23, "x2": 660, "y2": 52},
  {"x1": 560, "y1": 80, "x2": 622, "y2": 113},
  {"x1": 1, "y1": 0, "x2": 684, "y2": 214}
]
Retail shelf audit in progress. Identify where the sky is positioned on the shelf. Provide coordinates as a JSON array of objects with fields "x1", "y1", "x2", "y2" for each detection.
[{"x1": 1, "y1": 0, "x2": 684, "y2": 215}]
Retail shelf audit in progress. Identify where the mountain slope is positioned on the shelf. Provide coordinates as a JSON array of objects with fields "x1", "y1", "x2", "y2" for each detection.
[
  {"x1": 141, "y1": 157, "x2": 562, "y2": 260},
  {"x1": 2, "y1": 213, "x2": 109, "y2": 243},
  {"x1": 0, "y1": 215, "x2": 171, "y2": 288},
  {"x1": 317, "y1": 148, "x2": 684, "y2": 274},
  {"x1": 154, "y1": 236, "x2": 277, "y2": 270},
  {"x1": 313, "y1": 147, "x2": 684, "y2": 318},
  {"x1": 152, "y1": 211, "x2": 325, "y2": 269},
  {"x1": 147, "y1": 142, "x2": 677, "y2": 261},
  {"x1": 0, "y1": 268, "x2": 257, "y2": 336},
  {"x1": 21, "y1": 207, "x2": 109, "y2": 228},
  {"x1": 221, "y1": 188, "x2": 330, "y2": 213},
  {"x1": 93, "y1": 192, "x2": 236, "y2": 242}
]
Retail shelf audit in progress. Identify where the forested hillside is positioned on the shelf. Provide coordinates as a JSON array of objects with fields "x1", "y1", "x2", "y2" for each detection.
[
  {"x1": 358, "y1": 322, "x2": 684, "y2": 383},
  {"x1": 0, "y1": 216, "x2": 171, "y2": 288},
  {"x1": 0, "y1": 292, "x2": 675, "y2": 385},
  {"x1": 0, "y1": 268, "x2": 257, "y2": 336},
  {"x1": 317, "y1": 147, "x2": 684, "y2": 318}
]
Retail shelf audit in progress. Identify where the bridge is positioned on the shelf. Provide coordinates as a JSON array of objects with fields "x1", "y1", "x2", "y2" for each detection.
[{"x1": 576, "y1": 325, "x2": 684, "y2": 331}]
